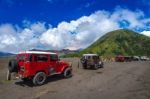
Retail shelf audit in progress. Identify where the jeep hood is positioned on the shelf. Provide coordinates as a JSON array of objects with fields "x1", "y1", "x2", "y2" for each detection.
[{"x1": 59, "y1": 60, "x2": 71, "y2": 66}]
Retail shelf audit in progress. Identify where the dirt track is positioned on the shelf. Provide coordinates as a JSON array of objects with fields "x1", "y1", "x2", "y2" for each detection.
[{"x1": 0, "y1": 57, "x2": 150, "y2": 99}]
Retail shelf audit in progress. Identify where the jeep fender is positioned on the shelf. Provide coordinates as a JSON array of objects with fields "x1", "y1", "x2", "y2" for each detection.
[
  {"x1": 35, "y1": 70, "x2": 48, "y2": 76},
  {"x1": 61, "y1": 62, "x2": 72, "y2": 73}
]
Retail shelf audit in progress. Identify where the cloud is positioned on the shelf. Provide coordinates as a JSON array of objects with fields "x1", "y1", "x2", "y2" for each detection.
[
  {"x1": 141, "y1": 31, "x2": 150, "y2": 37},
  {"x1": 111, "y1": 7, "x2": 145, "y2": 28},
  {"x1": 0, "y1": 7, "x2": 150, "y2": 53},
  {"x1": 0, "y1": 22, "x2": 47, "y2": 53},
  {"x1": 40, "y1": 11, "x2": 119, "y2": 50}
]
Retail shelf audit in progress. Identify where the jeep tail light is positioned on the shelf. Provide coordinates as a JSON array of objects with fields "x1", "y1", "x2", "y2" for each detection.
[{"x1": 20, "y1": 66, "x2": 25, "y2": 72}]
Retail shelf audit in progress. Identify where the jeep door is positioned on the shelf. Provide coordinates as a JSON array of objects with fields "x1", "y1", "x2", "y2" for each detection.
[
  {"x1": 49, "y1": 54, "x2": 61, "y2": 73},
  {"x1": 32, "y1": 54, "x2": 49, "y2": 75}
]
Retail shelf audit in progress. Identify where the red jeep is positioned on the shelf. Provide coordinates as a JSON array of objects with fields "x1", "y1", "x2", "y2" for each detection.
[
  {"x1": 7, "y1": 51, "x2": 72, "y2": 85},
  {"x1": 115, "y1": 55, "x2": 125, "y2": 62}
]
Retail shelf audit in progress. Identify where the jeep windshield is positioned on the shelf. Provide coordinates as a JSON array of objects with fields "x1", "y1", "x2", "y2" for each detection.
[{"x1": 92, "y1": 56, "x2": 99, "y2": 59}]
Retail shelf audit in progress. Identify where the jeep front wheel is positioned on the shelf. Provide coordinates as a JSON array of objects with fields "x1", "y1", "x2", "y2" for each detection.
[
  {"x1": 63, "y1": 68, "x2": 72, "y2": 78},
  {"x1": 33, "y1": 72, "x2": 46, "y2": 85},
  {"x1": 94, "y1": 64, "x2": 99, "y2": 70},
  {"x1": 99, "y1": 62, "x2": 104, "y2": 68}
]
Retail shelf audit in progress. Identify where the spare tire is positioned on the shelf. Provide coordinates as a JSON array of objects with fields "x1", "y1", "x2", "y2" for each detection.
[
  {"x1": 8, "y1": 59, "x2": 18, "y2": 73},
  {"x1": 6, "y1": 70, "x2": 11, "y2": 80}
]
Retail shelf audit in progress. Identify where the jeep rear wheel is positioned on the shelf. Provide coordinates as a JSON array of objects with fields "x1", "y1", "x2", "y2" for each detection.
[
  {"x1": 82, "y1": 64, "x2": 87, "y2": 69},
  {"x1": 83, "y1": 65, "x2": 87, "y2": 69},
  {"x1": 33, "y1": 72, "x2": 46, "y2": 85},
  {"x1": 63, "y1": 68, "x2": 72, "y2": 78}
]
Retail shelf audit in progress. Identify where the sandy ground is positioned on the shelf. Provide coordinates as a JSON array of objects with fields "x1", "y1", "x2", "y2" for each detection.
[{"x1": 0, "y1": 57, "x2": 150, "y2": 99}]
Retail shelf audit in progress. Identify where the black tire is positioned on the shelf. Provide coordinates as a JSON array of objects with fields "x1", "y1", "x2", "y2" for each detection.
[
  {"x1": 63, "y1": 68, "x2": 72, "y2": 78},
  {"x1": 8, "y1": 59, "x2": 18, "y2": 73},
  {"x1": 82, "y1": 60, "x2": 87, "y2": 69},
  {"x1": 6, "y1": 70, "x2": 11, "y2": 80},
  {"x1": 81, "y1": 59, "x2": 87, "y2": 64},
  {"x1": 93, "y1": 64, "x2": 99, "y2": 70},
  {"x1": 100, "y1": 62, "x2": 104, "y2": 68},
  {"x1": 82, "y1": 64, "x2": 87, "y2": 69},
  {"x1": 33, "y1": 72, "x2": 46, "y2": 85},
  {"x1": 100, "y1": 64, "x2": 104, "y2": 68}
]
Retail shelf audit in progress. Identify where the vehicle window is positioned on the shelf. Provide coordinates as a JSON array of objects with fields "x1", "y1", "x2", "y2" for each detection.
[
  {"x1": 26, "y1": 55, "x2": 32, "y2": 62},
  {"x1": 17, "y1": 54, "x2": 33, "y2": 62},
  {"x1": 17, "y1": 55, "x2": 26, "y2": 61},
  {"x1": 93, "y1": 56, "x2": 99, "y2": 59},
  {"x1": 35, "y1": 55, "x2": 48, "y2": 62},
  {"x1": 50, "y1": 54, "x2": 58, "y2": 61},
  {"x1": 87, "y1": 56, "x2": 91, "y2": 59}
]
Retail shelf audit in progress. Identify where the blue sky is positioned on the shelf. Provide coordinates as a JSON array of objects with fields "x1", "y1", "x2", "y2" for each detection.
[
  {"x1": 0, "y1": 0, "x2": 150, "y2": 26},
  {"x1": 0, "y1": 0, "x2": 150, "y2": 52}
]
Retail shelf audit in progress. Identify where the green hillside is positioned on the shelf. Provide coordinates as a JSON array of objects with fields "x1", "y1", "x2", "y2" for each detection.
[{"x1": 80, "y1": 29, "x2": 150, "y2": 57}]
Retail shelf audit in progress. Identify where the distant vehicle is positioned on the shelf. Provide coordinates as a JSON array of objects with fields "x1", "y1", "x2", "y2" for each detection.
[
  {"x1": 80, "y1": 54, "x2": 104, "y2": 69},
  {"x1": 124, "y1": 56, "x2": 132, "y2": 62},
  {"x1": 115, "y1": 55, "x2": 125, "y2": 62},
  {"x1": 140, "y1": 56, "x2": 150, "y2": 61},
  {"x1": 133, "y1": 56, "x2": 140, "y2": 61},
  {"x1": 7, "y1": 51, "x2": 72, "y2": 85}
]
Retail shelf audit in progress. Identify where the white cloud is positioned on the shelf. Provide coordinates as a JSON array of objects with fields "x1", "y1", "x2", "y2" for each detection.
[
  {"x1": 0, "y1": 24, "x2": 17, "y2": 47},
  {"x1": 40, "y1": 11, "x2": 119, "y2": 50},
  {"x1": 0, "y1": 22, "x2": 46, "y2": 53},
  {"x1": 141, "y1": 31, "x2": 150, "y2": 37},
  {"x1": 0, "y1": 7, "x2": 150, "y2": 53},
  {"x1": 30, "y1": 22, "x2": 47, "y2": 33},
  {"x1": 111, "y1": 7, "x2": 145, "y2": 28}
]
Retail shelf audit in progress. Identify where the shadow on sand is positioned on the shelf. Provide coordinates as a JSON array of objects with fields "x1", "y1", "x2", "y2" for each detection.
[{"x1": 15, "y1": 75, "x2": 66, "y2": 87}]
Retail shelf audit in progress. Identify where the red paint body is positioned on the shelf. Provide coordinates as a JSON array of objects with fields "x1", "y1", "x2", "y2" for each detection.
[
  {"x1": 115, "y1": 55, "x2": 125, "y2": 62},
  {"x1": 16, "y1": 51, "x2": 70, "y2": 78}
]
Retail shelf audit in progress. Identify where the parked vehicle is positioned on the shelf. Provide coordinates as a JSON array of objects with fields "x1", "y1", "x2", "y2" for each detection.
[
  {"x1": 7, "y1": 51, "x2": 72, "y2": 85},
  {"x1": 80, "y1": 54, "x2": 103, "y2": 69},
  {"x1": 115, "y1": 55, "x2": 125, "y2": 62},
  {"x1": 124, "y1": 56, "x2": 132, "y2": 62},
  {"x1": 140, "y1": 56, "x2": 150, "y2": 61},
  {"x1": 133, "y1": 56, "x2": 140, "y2": 61}
]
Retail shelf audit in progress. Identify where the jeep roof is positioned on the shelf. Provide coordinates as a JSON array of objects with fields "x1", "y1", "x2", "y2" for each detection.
[
  {"x1": 18, "y1": 51, "x2": 56, "y2": 55},
  {"x1": 83, "y1": 54, "x2": 98, "y2": 56}
]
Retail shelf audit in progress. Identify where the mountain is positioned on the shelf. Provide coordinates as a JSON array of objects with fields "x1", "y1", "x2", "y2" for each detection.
[
  {"x1": 0, "y1": 52, "x2": 14, "y2": 57},
  {"x1": 80, "y1": 29, "x2": 150, "y2": 57}
]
